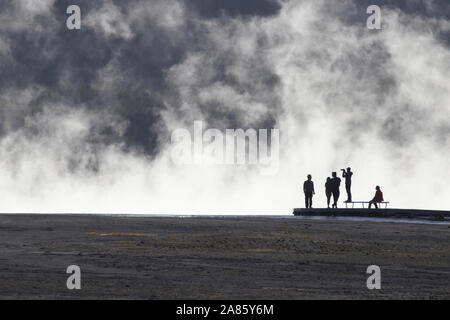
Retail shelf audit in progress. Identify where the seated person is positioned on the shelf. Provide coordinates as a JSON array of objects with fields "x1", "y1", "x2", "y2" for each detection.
[{"x1": 369, "y1": 186, "x2": 384, "y2": 209}]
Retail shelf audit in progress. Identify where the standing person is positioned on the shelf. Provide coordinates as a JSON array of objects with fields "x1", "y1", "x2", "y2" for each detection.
[
  {"x1": 330, "y1": 172, "x2": 341, "y2": 208},
  {"x1": 325, "y1": 177, "x2": 332, "y2": 208},
  {"x1": 341, "y1": 167, "x2": 353, "y2": 202},
  {"x1": 303, "y1": 174, "x2": 315, "y2": 209},
  {"x1": 368, "y1": 186, "x2": 384, "y2": 209}
]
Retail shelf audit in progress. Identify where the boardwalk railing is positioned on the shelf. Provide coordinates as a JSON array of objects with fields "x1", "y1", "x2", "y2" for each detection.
[{"x1": 344, "y1": 201, "x2": 389, "y2": 209}]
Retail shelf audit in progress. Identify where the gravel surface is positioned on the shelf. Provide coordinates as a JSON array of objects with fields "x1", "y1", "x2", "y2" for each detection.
[{"x1": 0, "y1": 214, "x2": 449, "y2": 299}]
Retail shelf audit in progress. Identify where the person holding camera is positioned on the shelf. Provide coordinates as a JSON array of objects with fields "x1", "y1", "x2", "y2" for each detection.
[{"x1": 341, "y1": 167, "x2": 353, "y2": 203}]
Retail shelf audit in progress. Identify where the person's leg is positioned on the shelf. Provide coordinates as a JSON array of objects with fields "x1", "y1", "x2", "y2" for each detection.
[
  {"x1": 346, "y1": 184, "x2": 352, "y2": 202},
  {"x1": 332, "y1": 191, "x2": 338, "y2": 208},
  {"x1": 374, "y1": 202, "x2": 378, "y2": 209},
  {"x1": 306, "y1": 192, "x2": 313, "y2": 208},
  {"x1": 335, "y1": 191, "x2": 340, "y2": 208},
  {"x1": 327, "y1": 193, "x2": 331, "y2": 208}
]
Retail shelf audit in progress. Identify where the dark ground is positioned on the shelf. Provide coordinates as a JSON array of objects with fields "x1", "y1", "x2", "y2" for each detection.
[{"x1": 0, "y1": 214, "x2": 449, "y2": 299}]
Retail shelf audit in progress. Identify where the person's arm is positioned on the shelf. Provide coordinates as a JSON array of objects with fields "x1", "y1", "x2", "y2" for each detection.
[
  {"x1": 312, "y1": 182, "x2": 315, "y2": 195},
  {"x1": 303, "y1": 181, "x2": 306, "y2": 193}
]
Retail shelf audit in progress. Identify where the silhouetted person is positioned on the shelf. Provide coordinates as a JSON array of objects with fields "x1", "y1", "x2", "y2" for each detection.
[
  {"x1": 325, "y1": 177, "x2": 332, "y2": 208},
  {"x1": 341, "y1": 167, "x2": 353, "y2": 202},
  {"x1": 369, "y1": 186, "x2": 384, "y2": 209},
  {"x1": 303, "y1": 174, "x2": 315, "y2": 208},
  {"x1": 330, "y1": 172, "x2": 341, "y2": 208}
]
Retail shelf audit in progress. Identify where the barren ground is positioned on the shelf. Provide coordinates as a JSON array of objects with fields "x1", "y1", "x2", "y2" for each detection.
[{"x1": 0, "y1": 214, "x2": 449, "y2": 299}]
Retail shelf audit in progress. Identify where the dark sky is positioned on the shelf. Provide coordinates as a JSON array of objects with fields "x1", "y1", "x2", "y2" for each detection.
[{"x1": 1, "y1": 0, "x2": 447, "y2": 155}]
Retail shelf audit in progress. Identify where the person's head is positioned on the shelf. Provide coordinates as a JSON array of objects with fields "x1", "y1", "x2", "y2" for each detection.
[
  {"x1": 332, "y1": 172, "x2": 337, "y2": 178},
  {"x1": 347, "y1": 167, "x2": 351, "y2": 172},
  {"x1": 376, "y1": 186, "x2": 380, "y2": 191},
  {"x1": 307, "y1": 174, "x2": 312, "y2": 180}
]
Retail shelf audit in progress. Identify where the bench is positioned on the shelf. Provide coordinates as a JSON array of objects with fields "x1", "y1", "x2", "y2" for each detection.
[{"x1": 345, "y1": 201, "x2": 390, "y2": 209}]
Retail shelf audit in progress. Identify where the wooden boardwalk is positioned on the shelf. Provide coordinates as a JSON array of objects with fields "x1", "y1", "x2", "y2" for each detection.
[{"x1": 293, "y1": 208, "x2": 450, "y2": 220}]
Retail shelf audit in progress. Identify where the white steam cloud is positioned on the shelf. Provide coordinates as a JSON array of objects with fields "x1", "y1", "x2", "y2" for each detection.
[{"x1": 0, "y1": 0, "x2": 449, "y2": 213}]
